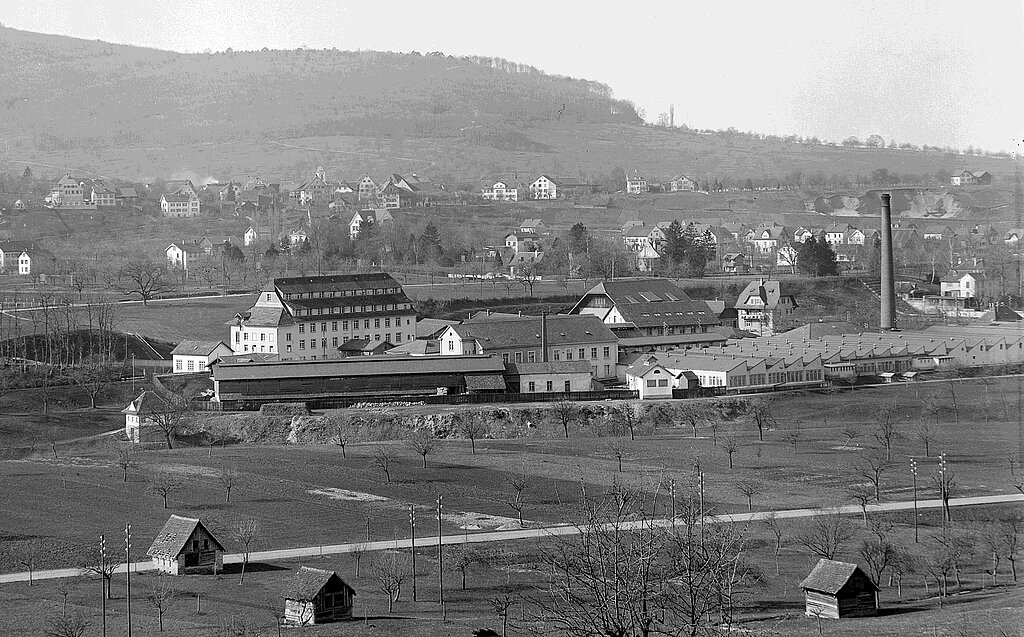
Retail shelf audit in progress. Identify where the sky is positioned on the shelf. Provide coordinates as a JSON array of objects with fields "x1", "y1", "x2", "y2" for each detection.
[{"x1": 4, "y1": 0, "x2": 1022, "y2": 152}]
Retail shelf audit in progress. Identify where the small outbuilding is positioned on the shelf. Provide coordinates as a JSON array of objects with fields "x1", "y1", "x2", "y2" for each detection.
[
  {"x1": 146, "y1": 515, "x2": 225, "y2": 575},
  {"x1": 284, "y1": 566, "x2": 356, "y2": 626},
  {"x1": 800, "y1": 558, "x2": 879, "y2": 619},
  {"x1": 121, "y1": 390, "x2": 165, "y2": 443}
]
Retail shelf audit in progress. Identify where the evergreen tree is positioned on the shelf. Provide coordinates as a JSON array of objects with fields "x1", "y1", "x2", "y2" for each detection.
[{"x1": 796, "y1": 237, "x2": 839, "y2": 276}]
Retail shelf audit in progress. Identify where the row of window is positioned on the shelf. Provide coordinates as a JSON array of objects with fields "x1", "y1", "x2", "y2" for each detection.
[
  {"x1": 526, "y1": 380, "x2": 573, "y2": 392},
  {"x1": 284, "y1": 287, "x2": 401, "y2": 300},
  {"x1": 241, "y1": 344, "x2": 274, "y2": 353},
  {"x1": 295, "y1": 304, "x2": 411, "y2": 316},
  {"x1": 496, "y1": 346, "x2": 612, "y2": 364},
  {"x1": 174, "y1": 359, "x2": 199, "y2": 371},
  {"x1": 297, "y1": 318, "x2": 408, "y2": 334},
  {"x1": 645, "y1": 378, "x2": 670, "y2": 387}
]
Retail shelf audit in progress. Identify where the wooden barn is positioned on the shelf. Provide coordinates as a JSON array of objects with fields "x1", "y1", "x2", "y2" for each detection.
[
  {"x1": 284, "y1": 567, "x2": 356, "y2": 626},
  {"x1": 800, "y1": 559, "x2": 879, "y2": 619},
  {"x1": 146, "y1": 515, "x2": 225, "y2": 575}
]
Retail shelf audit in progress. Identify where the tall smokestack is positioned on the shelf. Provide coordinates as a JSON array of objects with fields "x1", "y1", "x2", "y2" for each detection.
[
  {"x1": 541, "y1": 312, "x2": 549, "y2": 362},
  {"x1": 880, "y1": 193, "x2": 896, "y2": 331}
]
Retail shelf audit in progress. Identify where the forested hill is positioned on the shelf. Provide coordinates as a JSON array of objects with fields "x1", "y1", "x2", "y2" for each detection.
[{"x1": 0, "y1": 27, "x2": 641, "y2": 150}]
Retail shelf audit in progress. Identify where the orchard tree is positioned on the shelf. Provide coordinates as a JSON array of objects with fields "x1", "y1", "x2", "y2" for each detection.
[{"x1": 117, "y1": 255, "x2": 172, "y2": 306}]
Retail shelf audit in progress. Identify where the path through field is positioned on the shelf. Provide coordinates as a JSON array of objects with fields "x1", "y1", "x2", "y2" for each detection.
[{"x1": 1, "y1": 492, "x2": 1020, "y2": 585}]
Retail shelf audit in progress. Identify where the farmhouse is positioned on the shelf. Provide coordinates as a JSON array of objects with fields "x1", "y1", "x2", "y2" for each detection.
[
  {"x1": 121, "y1": 390, "x2": 166, "y2": 442},
  {"x1": 172, "y1": 340, "x2": 233, "y2": 373},
  {"x1": 229, "y1": 273, "x2": 416, "y2": 360},
  {"x1": 734, "y1": 279, "x2": 797, "y2": 336},
  {"x1": 243, "y1": 226, "x2": 272, "y2": 246},
  {"x1": 669, "y1": 174, "x2": 697, "y2": 192},
  {"x1": 626, "y1": 172, "x2": 648, "y2": 194},
  {"x1": 160, "y1": 193, "x2": 201, "y2": 218},
  {"x1": 940, "y1": 270, "x2": 987, "y2": 301},
  {"x1": 481, "y1": 180, "x2": 519, "y2": 202},
  {"x1": 146, "y1": 515, "x2": 225, "y2": 576},
  {"x1": 348, "y1": 208, "x2": 394, "y2": 239},
  {"x1": 284, "y1": 567, "x2": 356, "y2": 626},
  {"x1": 800, "y1": 559, "x2": 879, "y2": 619},
  {"x1": 528, "y1": 175, "x2": 593, "y2": 200},
  {"x1": 569, "y1": 279, "x2": 721, "y2": 338},
  {"x1": 166, "y1": 241, "x2": 206, "y2": 272}
]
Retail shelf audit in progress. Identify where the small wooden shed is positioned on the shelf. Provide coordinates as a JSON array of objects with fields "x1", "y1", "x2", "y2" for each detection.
[
  {"x1": 800, "y1": 559, "x2": 879, "y2": 619},
  {"x1": 146, "y1": 515, "x2": 225, "y2": 575},
  {"x1": 284, "y1": 567, "x2": 356, "y2": 626}
]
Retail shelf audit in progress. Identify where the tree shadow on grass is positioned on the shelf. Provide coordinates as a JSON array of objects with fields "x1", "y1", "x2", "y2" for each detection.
[{"x1": 219, "y1": 562, "x2": 288, "y2": 575}]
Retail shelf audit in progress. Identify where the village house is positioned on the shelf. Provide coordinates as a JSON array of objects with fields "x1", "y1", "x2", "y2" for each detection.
[
  {"x1": 91, "y1": 184, "x2": 116, "y2": 207},
  {"x1": 669, "y1": 174, "x2": 698, "y2": 192},
  {"x1": 348, "y1": 208, "x2": 394, "y2": 240},
  {"x1": 121, "y1": 390, "x2": 164, "y2": 442},
  {"x1": 1004, "y1": 229, "x2": 1024, "y2": 245},
  {"x1": 481, "y1": 180, "x2": 519, "y2": 202},
  {"x1": 519, "y1": 219, "x2": 546, "y2": 234},
  {"x1": 940, "y1": 270, "x2": 987, "y2": 301},
  {"x1": 229, "y1": 273, "x2": 417, "y2": 360},
  {"x1": 165, "y1": 179, "x2": 199, "y2": 198},
  {"x1": 751, "y1": 226, "x2": 788, "y2": 255},
  {"x1": 243, "y1": 226, "x2": 272, "y2": 246},
  {"x1": 438, "y1": 313, "x2": 618, "y2": 380},
  {"x1": 284, "y1": 567, "x2": 356, "y2": 626},
  {"x1": 115, "y1": 187, "x2": 139, "y2": 208},
  {"x1": 721, "y1": 252, "x2": 748, "y2": 274},
  {"x1": 922, "y1": 224, "x2": 953, "y2": 241},
  {"x1": 504, "y1": 231, "x2": 541, "y2": 253},
  {"x1": 793, "y1": 227, "x2": 815, "y2": 243},
  {"x1": 172, "y1": 340, "x2": 233, "y2": 373},
  {"x1": 800, "y1": 559, "x2": 879, "y2": 619},
  {"x1": 622, "y1": 224, "x2": 666, "y2": 252},
  {"x1": 951, "y1": 170, "x2": 993, "y2": 186},
  {"x1": 48, "y1": 175, "x2": 91, "y2": 208},
  {"x1": 633, "y1": 244, "x2": 660, "y2": 272},
  {"x1": 166, "y1": 241, "x2": 206, "y2": 272},
  {"x1": 626, "y1": 172, "x2": 649, "y2": 194},
  {"x1": 353, "y1": 175, "x2": 378, "y2": 201},
  {"x1": 528, "y1": 175, "x2": 593, "y2": 200},
  {"x1": 822, "y1": 223, "x2": 850, "y2": 246},
  {"x1": 160, "y1": 192, "x2": 201, "y2": 218},
  {"x1": 624, "y1": 355, "x2": 689, "y2": 399},
  {"x1": 734, "y1": 278, "x2": 798, "y2": 336},
  {"x1": 146, "y1": 515, "x2": 226, "y2": 576},
  {"x1": 17, "y1": 247, "x2": 56, "y2": 276}
]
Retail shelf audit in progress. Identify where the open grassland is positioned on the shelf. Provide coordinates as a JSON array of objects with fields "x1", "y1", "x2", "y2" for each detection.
[
  {"x1": 0, "y1": 378, "x2": 1023, "y2": 634},
  {"x1": 114, "y1": 294, "x2": 252, "y2": 345}
]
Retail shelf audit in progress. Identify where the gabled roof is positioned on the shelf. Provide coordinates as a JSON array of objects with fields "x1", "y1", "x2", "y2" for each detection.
[
  {"x1": 171, "y1": 340, "x2": 230, "y2": 357},
  {"x1": 121, "y1": 390, "x2": 166, "y2": 416},
  {"x1": 735, "y1": 279, "x2": 796, "y2": 310},
  {"x1": 448, "y1": 314, "x2": 616, "y2": 349},
  {"x1": 115, "y1": 187, "x2": 138, "y2": 198},
  {"x1": 506, "y1": 360, "x2": 593, "y2": 375},
  {"x1": 386, "y1": 339, "x2": 441, "y2": 355},
  {"x1": 146, "y1": 515, "x2": 225, "y2": 559},
  {"x1": 227, "y1": 307, "x2": 294, "y2": 328},
  {"x1": 167, "y1": 242, "x2": 205, "y2": 255},
  {"x1": 799, "y1": 559, "x2": 878, "y2": 594},
  {"x1": 161, "y1": 194, "x2": 194, "y2": 203},
  {"x1": 290, "y1": 567, "x2": 355, "y2": 601}
]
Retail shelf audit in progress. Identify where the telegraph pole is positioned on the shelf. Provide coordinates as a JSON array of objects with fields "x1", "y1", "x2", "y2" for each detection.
[
  {"x1": 437, "y1": 495, "x2": 444, "y2": 608},
  {"x1": 99, "y1": 535, "x2": 107, "y2": 637},
  {"x1": 409, "y1": 505, "x2": 417, "y2": 602},
  {"x1": 910, "y1": 459, "x2": 919, "y2": 542},
  {"x1": 125, "y1": 523, "x2": 133, "y2": 637}
]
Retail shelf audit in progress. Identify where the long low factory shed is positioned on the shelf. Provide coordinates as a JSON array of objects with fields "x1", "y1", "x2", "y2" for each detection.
[{"x1": 211, "y1": 354, "x2": 507, "y2": 406}]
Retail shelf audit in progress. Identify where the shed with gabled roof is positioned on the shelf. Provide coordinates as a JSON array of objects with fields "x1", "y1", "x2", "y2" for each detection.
[
  {"x1": 121, "y1": 390, "x2": 167, "y2": 442},
  {"x1": 800, "y1": 558, "x2": 879, "y2": 619},
  {"x1": 146, "y1": 515, "x2": 225, "y2": 575},
  {"x1": 284, "y1": 566, "x2": 356, "y2": 625}
]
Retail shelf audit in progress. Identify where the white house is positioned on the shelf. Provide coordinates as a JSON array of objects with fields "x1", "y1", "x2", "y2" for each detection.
[
  {"x1": 348, "y1": 208, "x2": 394, "y2": 240},
  {"x1": 481, "y1": 181, "x2": 519, "y2": 202},
  {"x1": 171, "y1": 340, "x2": 233, "y2": 373},
  {"x1": 166, "y1": 242, "x2": 205, "y2": 272},
  {"x1": 822, "y1": 224, "x2": 850, "y2": 246},
  {"x1": 940, "y1": 270, "x2": 987, "y2": 300},
  {"x1": 160, "y1": 193, "x2": 201, "y2": 218},
  {"x1": 625, "y1": 356, "x2": 681, "y2": 399},
  {"x1": 505, "y1": 231, "x2": 540, "y2": 253},
  {"x1": 669, "y1": 174, "x2": 698, "y2": 192},
  {"x1": 626, "y1": 173, "x2": 649, "y2": 194},
  {"x1": 528, "y1": 175, "x2": 590, "y2": 200},
  {"x1": 244, "y1": 226, "x2": 272, "y2": 246},
  {"x1": 622, "y1": 224, "x2": 666, "y2": 252},
  {"x1": 121, "y1": 390, "x2": 164, "y2": 443},
  {"x1": 735, "y1": 278, "x2": 798, "y2": 336}
]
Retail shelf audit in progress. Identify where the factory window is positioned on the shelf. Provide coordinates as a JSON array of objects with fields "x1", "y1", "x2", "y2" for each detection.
[
  {"x1": 579, "y1": 348, "x2": 586, "y2": 359},
  {"x1": 364, "y1": 320, "x2": 370, "y2": 329},
  {"x1": 286, "y1": 345, "x2": 292, "y2": 353},
  {"x1": 591, "y1": 348, "x2": 598, "y2": 359},
  {"x1": 311, "y1": 323, "x2": 316, "y2": 333},
  {"x1": 385, "y1": 317, "x2": 391, "y2": 327},
  {"x1": 260, "y1": 333, "x2": 265, "y2": 341},
  {"x1": 321, "y1": 323, "x2": 327, "y2": 333},
  {"x1": 243, "y1": 333, "x2": 248, "y2": 341},
  {"x1": 332, "y1": 337, "x2": 338, "y2": 347},
  {"x1": 299, "y1": 340, "x2": 305, "y2": 350},
  {"x1": 298, "y1": 325, "x2": 305, "y2": 334},
  {"x1": 286, "y1": 333, "x2": 292, "y2": 341},
  {"x1": 515, "y1": 352, "x2": 523, "y2": 363},
  {"x1": 528, "y1": 381, "x2": 535, "y2": 392},
  {"x1": 375, "y1": 318, "x2": 380, "y2": 328},
  {"x1": 332, "y1": 322, "x2": 338, "y2": 331},
  {"x1": 553, "y1": 350, "x2": 560, "y2": 361},
  {"x1": 396, "y1": 332, "x2": 402, "y2": 342},
  {"x1": 448, "y1": 340, "x2": 454, "y2": 351},
  {"x1": 528, "y1": 351, "x2": 536, "y2": 363},
  {"x1": 234, "y1": 332, "x2": 239, "y2": 342},
  {"x1": 565, "y1": 350, "x2": 572, "y2": 360},
  {"x1": 546, "y1": 380, "x2": 553, "y2": 391},
  {"x1": 647, "y1": 379, "x2": 657, "y2": 387},
  {"x1": 502, "y1": 353, "x2": 509, "y2": 363},
  {"x1": 603, "y1": 347, "x2": 611, "y2": 358},
  {"x1": 564, "y1": 380, "x2": 571, "y2": 392}
]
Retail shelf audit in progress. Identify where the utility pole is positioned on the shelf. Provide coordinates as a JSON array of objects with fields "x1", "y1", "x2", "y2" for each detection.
[
  {"x1": 910, "y1": 459, "x2": 919, "y2": 542},
  {"x1": 938, "y1": 454, "x2": 949, "y2": 526},
  {"x1": 409, "y1": 505, "x2": 417, "y2": 602},
  {"x1": 99, "y1": 535, "x2": 106, "y2": 637},
  {"x1": 125, "y1": 523, "x2": 132, "y2": 637},
  {"x1": 669, "y1": 478, "x2": 676, "y2": 532},
  {"x1": 437, "y1": 495, "x2": 444, "y2": 608}
]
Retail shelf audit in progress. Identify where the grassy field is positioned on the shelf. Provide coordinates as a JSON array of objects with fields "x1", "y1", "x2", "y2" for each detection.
[{"x1": 1, "y1": 377, "x2": 1022, "y2": 634}]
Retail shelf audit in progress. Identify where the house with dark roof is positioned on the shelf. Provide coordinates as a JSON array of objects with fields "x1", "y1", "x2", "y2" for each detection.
[
  {"x1": 171, "y1": 340, "x2": 233, "y2": 373},
  {"x1": 166, "y1": 241, "x2": 206, "y2": 271},
  {"x1": 505, "y1": 360, "x2": 594, "y2": 393},
  {"x1": 347, "y1": 208, "x2": 394, "y2": 239},
  {"x1": 800, "y1": 559, "x2": 879, "y2": 619},
  {"x1": 569, "y1": 279, "x2": 721, "y2": 339},
  {"x1": 528, "y1": 175, "x2": 594, "y2": 200},
  {"x1": 939, "y1": 269, "x2": 987, "y2": 301},
  {"x1": 734, "y1": 279, "x2": 797, "y2": 336},
  {"x1": 121, "y1": 390, "x2": 167, "y2": 442},
  {"x1": 229, "y1": 273, "x2": 416, "y2": 361},
  {"x1": 146, "y1": 515, "x2": 225, "y2": 575},
  {"x1": 669, "y1": 174, "x2": 698, "y2": 192},
  {"x1": 439, "y1": 314, "x2": 618, "y2": 380},
  {"x1": 284, "y1": 567, "x2": 356, "y2": 625},
  {"x1": 338, "y1": 338, "x2": 393, "y2": 357}
]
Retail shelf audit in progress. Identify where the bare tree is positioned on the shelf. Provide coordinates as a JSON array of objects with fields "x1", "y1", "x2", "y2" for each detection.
[
  {"x1": 115, "y1": 442, "x2": 134, "y2": 482},
  {"x1": 840, "y1": 426, "x2": 861, "y2": 450},
  {"x1": 234, "y1": 515, "x2": 260, "y2": 585},
  {"x1": 351, "y1": 543, "x2": 366, "y2": 578},
  {"x1": 552, "y1": 401, "x2": 578, "y2": 439},
  {"x1": 491, "y1": 593, "x2": 514, "y2": 637},
  {"x1": 147, "y1": 471, "x2": 184, "y2": 509},
  {"x1": 858, "y1": 455, "x2": 890, "y2": 501},
  {"x1": 45, "y1": 614, "x2": 90, "y2": 637},
  {"x1": 615, "y1": 403, "x2": 647, "y2": 440},
  {"x1": 915, "y1": 422, "x2": 934, "y2": 457},
  {"x1": 1002, "y1": 514, "x2": 1022, "y2": 582},
  {"x1": 505, "y1": 473, "x2": 528, "y2": 527},
  {"x1": 17, "y1": 539, "x2": 46, "y2": 586},
  {"x1": 872, "y1": 402, "x2": 901, "y2": 461},
  {"x1": 218, "y1": 468, "x2": 239, "y2": 503},
  {"x1": 749, "y1": 397, "x2": 777, "y2": 442},
  {"x1": 979, "y1": 520, "x2": 1005, "y2": 586},
  {"x1": 462, "y1": 417, "x2": 486, "y2": 454},
  {"x1": 737, "y1": 479, "x2": 759, "y2": 511},
  {"x1": 446, "y1": 544, "x2": 478, "y2": 590},
  {"x1": 143, "y1": 577, "x2": 178, "y2": 632},
  {"x1": 149, "y1": 395, "x2": 190, "y2": 450},
  {"x1": 782, "y1": 424, "x2": 803, "y2": 448},
  {"x1": 889, "y1": 545, "x2": 914, "y2": 597},
  {"x1": 933, "y1": 461, "x2": 957, "y2": 523},
  {"x1": 55, "y1": 580, "x2": 71, "y2": 617},
  {"x1": 603, "y1": 438, "x2": 626, "y2": 472},
  {"x1": 80, "y1": 544, "x2": 118, "y2": 600},
  {"x1": 708, "y1": 419, "x2": 722, "y2": 446},
  {"x1": 859, "y1": 538, "x2": 894, "y2": 585},
  {"x1": 848, "y1": 485, "x2": 874, "y2": 526},
  {"x1": 405, "y1": 430, "x2": 437, "y2": 468},
  {"x1": 334, "y1": 417, "x2": 353, "y2": 458},
  {"x1": 117, "y1": 255, "x2": 172, "y2": 306},
  {"x1": 373, "y1": 551, "x2": 411, "y2": 612},
  {"x1": 372, "y1": 446, "x2": 396, "y2": 483},
  {"x1": 680, "y1": 405, "x2": 706, "y2": 438},
  {"x1": 762, "y1": 511, "x2": 785, "y2": 575},
  {"x1": 722, "y1": 436, "x2": 739, "y2": 469},
  {"x1": 69, "y1": 359, "x2": 119, "y2": 409},
  {"x1": 797, "y1": 508, "x2": 853, "y2": 560}
]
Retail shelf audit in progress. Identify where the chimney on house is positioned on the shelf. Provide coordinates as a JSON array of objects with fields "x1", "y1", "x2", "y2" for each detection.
[
  {"x1": 541, "y1": 312, "x2": 549, "y2": 362},
  {"x1": 880, "y1": 193, "x2": 896, "y2": 331}
]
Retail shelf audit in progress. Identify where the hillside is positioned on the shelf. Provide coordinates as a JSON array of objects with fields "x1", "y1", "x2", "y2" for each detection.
[{"x1": 0, "y1": 26, "x2": 1017, "y2": 194}]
